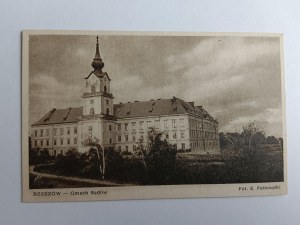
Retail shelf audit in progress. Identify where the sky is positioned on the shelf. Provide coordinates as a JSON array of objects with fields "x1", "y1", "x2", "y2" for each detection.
[{"x1": 28, "y1": 34, "x2": 283, "y2": 137}]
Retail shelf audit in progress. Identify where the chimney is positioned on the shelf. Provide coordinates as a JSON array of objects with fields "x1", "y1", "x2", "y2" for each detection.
[
  {"x1": 197, "y1": 105, "x2": 203, "y2": 110},
  {"x1": 189, "y1": 102, "x2": 195, "y2": 107}
]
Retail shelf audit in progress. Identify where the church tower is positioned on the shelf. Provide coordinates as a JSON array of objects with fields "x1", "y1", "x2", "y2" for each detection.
[{"x1": 82, "y1": 36, "x2": 114, "y2": 117}]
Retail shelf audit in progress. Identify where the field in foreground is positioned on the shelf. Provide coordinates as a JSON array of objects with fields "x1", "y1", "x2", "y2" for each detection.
[{"x1": 30, "y1": 150, "x2": 283, "y2": 189}]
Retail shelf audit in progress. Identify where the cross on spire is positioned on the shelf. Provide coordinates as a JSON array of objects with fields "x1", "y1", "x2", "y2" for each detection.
[{"x1": 91, "y1": 35, "x2": 104, "y2": 71}]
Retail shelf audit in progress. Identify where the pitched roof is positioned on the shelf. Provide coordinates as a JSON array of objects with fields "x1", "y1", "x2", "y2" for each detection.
[
  {"x1": 32, "y1": 97, "x2": 217, "y2": 126},
  {"x1": 32, "y1": 107, "x2": 83, "y2": 126},
  {"x1": 114, "y1": 97, "x2": 217, "y2": 122}
]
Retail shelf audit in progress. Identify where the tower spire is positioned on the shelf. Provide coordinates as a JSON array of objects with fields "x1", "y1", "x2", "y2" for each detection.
[{"x1": 92, "y1": 35, "x2": 104, "y2": 71}]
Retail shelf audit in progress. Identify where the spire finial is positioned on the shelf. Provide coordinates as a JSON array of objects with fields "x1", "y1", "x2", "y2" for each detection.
[{"x1": 91, "y1": 35, "x2": 104, "y2": 71}]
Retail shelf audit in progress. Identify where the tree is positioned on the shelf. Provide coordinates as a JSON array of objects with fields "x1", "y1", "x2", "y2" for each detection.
[
  {"x1": 223, "y1": 122, "x2": 283, "y2": 183},
  {"x1": 134, "y1": 127, "x2": 177, "y2": 184},
  {"x1": 82, "y1": 137, "x2": 106, "y2": 180}
]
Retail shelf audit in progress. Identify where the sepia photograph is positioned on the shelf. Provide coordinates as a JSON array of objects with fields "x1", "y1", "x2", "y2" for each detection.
[{"x1": 22, "y1": 31, "x2": 287, "y2": 202}]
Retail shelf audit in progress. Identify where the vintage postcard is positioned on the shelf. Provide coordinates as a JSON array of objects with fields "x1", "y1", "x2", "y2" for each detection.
[{"x1": 22, "y1": 30, "x2": 287, "y2": 202}]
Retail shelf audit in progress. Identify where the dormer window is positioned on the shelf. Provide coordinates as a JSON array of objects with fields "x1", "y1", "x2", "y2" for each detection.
[{"x1": 104, "y1": 85, "x2": 107, "y2": 93}]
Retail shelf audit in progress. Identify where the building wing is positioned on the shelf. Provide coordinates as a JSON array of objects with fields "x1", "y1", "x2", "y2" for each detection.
[{"x1": 32, "y1": 107, "x2": 83, "y2": 126}]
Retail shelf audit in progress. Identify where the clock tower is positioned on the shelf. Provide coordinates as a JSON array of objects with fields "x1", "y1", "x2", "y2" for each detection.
[{"x1": 82, "y1": 36, "x2": 114, "y2": 117}]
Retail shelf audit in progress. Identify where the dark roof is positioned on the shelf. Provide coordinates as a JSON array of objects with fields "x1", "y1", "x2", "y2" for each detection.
[
  {"x1": 32, "y1": 97, "x2": 217, "y2": 126},
  {"x1": 114, "y1": 97, "x2": 217, "y2": 122},
  {"x1": 85, "y1": 70, "x2": 111, "y2": 81},
  {"x1": 32, "y1": 107, "x2": 83, "y2": 126}
]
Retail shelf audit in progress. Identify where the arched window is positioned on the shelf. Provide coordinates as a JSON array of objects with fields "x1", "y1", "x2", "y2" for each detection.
[
  {"x1": 90, "y1": 108, "x2": 94, "y2": 115},
  {"x1": 104, "y1": 85, "x2": 107, "y2": 93},
  {"x1": 106, "y1": 108, "x2": 109, "y2": 115},
  {"x1": 91, "y1": 85, "x2": 96, "y2": 93}
]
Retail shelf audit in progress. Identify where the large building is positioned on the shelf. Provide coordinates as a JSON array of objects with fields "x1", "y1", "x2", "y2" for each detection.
[{"x1": 31, "y1": 36, "x2": 220, "y2": 155}]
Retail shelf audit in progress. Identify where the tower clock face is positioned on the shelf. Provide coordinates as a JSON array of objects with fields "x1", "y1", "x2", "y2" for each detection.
[{"x1": 89, "y1": 76, "x2": 98, "y2": 85}]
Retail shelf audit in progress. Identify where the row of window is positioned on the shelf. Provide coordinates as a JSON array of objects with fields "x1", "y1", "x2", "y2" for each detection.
[
  {"x1": 90, "y1": 99, "x2": 110, "y2": 105},
  {"x1": 189, "y1": 119, "x2": 217, "y2": 132},
  {"x1": 89, "y1": 84, "x2": 108, "y2": 93},
  {"x1": 116, "y1": 131, "x2": 186, "y2": 143},
  {"x1": 89, "y1": 107, "x2": 110, "y2": 115},
  {"x1": 34, "y1": 137, "x2": 78, "y2": 147},
  {"x1": 117, "y1": 119, "x2": 185, "y2": 132},
  {"x1": 190, "y1": 130, "x2": 217, "y2": 140},
  {"x1": 203, "y1": 121, "x2": 216, "y2": 131},
  {"x1": 34, "y1": 127, "x2": 78, "y2": 137}
]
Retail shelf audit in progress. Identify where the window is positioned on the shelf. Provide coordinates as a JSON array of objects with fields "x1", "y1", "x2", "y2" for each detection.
[
  {"x1": 34, "y1": 140, "x2": 37, "y2": 147},
  {"x1": 104, "y1": 85, "x2": 107, "y2": 93},
  {"x1": 67, "y1": 127, "x2": 70, "y2": 135},
  {"x1": 132, "y1": 134, "x2": 136, "y2": 141},
  {"x1": 139, "y1": 121, "x2": 144, "y2": 130},
  {"x1": 106, "y1": 108, "x2": 109, "y2": 115},
  {"x1": 106, "y1": 99, "x2": 109, "y2": 105},
  {"x1": 132, "y1": 122, "x2": 136, "y2": 131},
  {"x1": 46, "y1": 140, "x2": 49, "y2": 146},
  {"x1": 125, "y1": 135, "x2": 129, "y2": 141},
  {"x1": 173, "y1": 132, "x2": 177, "y2": 139},
  {"x1": 133, "y1": 145, "x2": 136, "y2": 151},
  {"x1": 155, "y1": 120, "x2": 159, "y2": 128},
  {"x1": 140, "y1": 134, "x2": 144, "y2": 141},
  {"x1": 41, "y1": 140, "x2": 43, "y2": 147},
  {"x1": 60, "y1": 138, "x2": 63, "y2": 145},
  {"x1": 67, "y1": 138, "x2": 70, "y2": 145},
  {"x1": 118, "y1": 124, "x2": 121, "y2": 131},
  {"x1": 182, "y1": 143, "x2": 185, "y2": 150},
  {"x1": 147, "y1": 121, "x2": 151, "y2": 128},
  {"x1": 40, "y1": 129, "x2": 43, "y2": 137},
  {"x1": 118, "y1": 135, "x2": 121, "y2": 142},
  {"x1": 54, "y1": 139, "x2": 57, "y2": 146},
  {"x1": 118, "y1": 146, "x2": 121, "y2": 151},
  {"x1": 53, "y1": 128, "x2": 57, "y2": 136},
  {"x1": 180, "y1": 119, "x2": 184, "y2": 127},
  {"x1": 172, "y1": 119, "x2": 176, "y2": 128},
  {"x1": 125, "y1": 123, "x2": 128, "y2": 131},
  {"x1": 60, "y1": 150, "x2": 63, "y2": 155},
  {"x1": 46, "y1": 129, "x2": 49, "y2": 136},
  {"x1": 165, "y1": 132, "x2": 169, "y2": 139},
  {"x1": 90, "y1": 99, "x2": 94, "y2": 104},
  {"x1": 125, "y1": 146, "x2": 129, "y2": 151},
  {"x1": 53, "y1": 150, "x2": 56, "y2": 156},
  {"x1": 34, "y1": 130, "x2": 37, "y2": 137},
  {"x1": 91, "y1": 85, "x2": 96, "y2": 93},
  {"x1": 164, "y1": 120, "x2": 168, "y2": 128},
  {"x1": 60, "y1": 128, "x2": 64, "y2": 135},
  {"x1": 181, "y1": 132, "x2": 185, "y2": 139},
  {"x1": 109, "y1": 125, "x2": 112, "y2": 131},
  {"x1": 74, "y1": 127, "x2": 77, "y2": 134},
  {"x1": 110, "y1": 138, "x2": 112, "y2": 144},
  {"x1": 90, "y1": 108, "x2": 94, "y2": 115},
  {"x1": 74, "y1": 138, "x2": 77, "y2": 144}
]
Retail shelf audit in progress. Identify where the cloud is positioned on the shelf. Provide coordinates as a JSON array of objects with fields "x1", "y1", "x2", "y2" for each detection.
[
  {"x1": 29, "y1": 73, "x2": 82, "y2": 124},
  {"x1": 163, "y1": 36, "x2": 282, "y2": 136},
  {"x1": 28, "y1": 35, "x2": 283, "y2": 137}
]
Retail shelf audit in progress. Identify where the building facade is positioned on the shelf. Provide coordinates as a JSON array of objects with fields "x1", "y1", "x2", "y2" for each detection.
[{"x1": 31, "y1": 36, "x2": 220, "y2": 155}]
